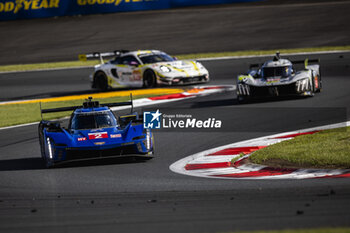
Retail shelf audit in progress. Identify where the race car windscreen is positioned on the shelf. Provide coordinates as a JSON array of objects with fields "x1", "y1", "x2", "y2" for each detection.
[
  {"x1": 70, "y1": 111, "x2": 117, "y2": 130},
  {"x1": 138, "y1": 53, "x2": 175, "y2": 64},
  {"x1": 262, "y1": 66, "x2": 291, "y2": 78}
]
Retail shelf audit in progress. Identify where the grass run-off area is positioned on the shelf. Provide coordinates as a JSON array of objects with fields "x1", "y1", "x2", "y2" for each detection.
[
  {"x1": 0, "y1": 88, "x2": 184, "y2": 127},
  {"x1": 229, "y1": 228, "x2": 350, "y2": 233},
  {"x1": 249, "y1": 127, "x2": 350, "y2": 169},
  {"x1": 0, "y1": 46, "x2": 349, "y2": 72}
]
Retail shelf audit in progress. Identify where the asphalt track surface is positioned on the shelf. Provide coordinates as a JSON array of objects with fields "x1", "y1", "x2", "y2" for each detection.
[
  {"x1": 1, "y1": 0, "x2": 350, "y2": 232},
  {"x1": 0, "y1": 52, "x2": 350, "y2": 233},
  {"x1": 0, "y1": 0, "x2": 350, "y2": 64}
]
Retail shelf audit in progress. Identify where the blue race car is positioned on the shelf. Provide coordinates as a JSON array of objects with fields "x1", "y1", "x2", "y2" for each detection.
[{"x1": 38, "y1": 97, "x2": 154, "y2": 167}]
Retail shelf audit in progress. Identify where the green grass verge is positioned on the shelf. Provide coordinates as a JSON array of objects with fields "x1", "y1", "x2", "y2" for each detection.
[
  {"x1": 249, "y1": 127, "x2": 350, "y2": 169},
  {"x1": 231, "y1": 152, "x2": 246, "y2": 163},
  {"x1": 224, "y1": 228, "x2": 350, "y2": 233},
  {"x1": 1, "y1": 46, "x2": 349, "y2": 72},
  {"x1": 0, "y1": 94, "x2": 161, "y2": 128}
]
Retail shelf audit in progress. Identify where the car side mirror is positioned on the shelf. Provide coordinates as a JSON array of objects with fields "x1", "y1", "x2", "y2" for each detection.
[
  {"x1": 119, "y1": 115, "x2": 137, "y2": 128},
  {"x1": 45, "y1": 121, "x2": 62, "y2": 132},
  {"x1": 119, "y1": 114, "x2": 143, "y2": 128},
  {"x1": 251, "y1": 69, "x2": 260, "y2": 79}
]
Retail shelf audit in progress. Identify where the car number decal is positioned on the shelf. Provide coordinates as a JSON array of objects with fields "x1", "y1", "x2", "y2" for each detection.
[{"x1": 88, "y1": 132, "x2": 108, "y2": 140}]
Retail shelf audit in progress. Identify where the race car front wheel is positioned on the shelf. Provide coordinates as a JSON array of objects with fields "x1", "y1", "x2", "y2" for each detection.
[
  {"x1": 143, "y1": 70, "x2": 157, "y2": 88},
  {"x1": 38, "y1": 123, "x2": 46, "y2": 158},
  {"x1": 94, "y1": 71, "x2": 108, "y2": 91},
  {"x1": 237, "y1": 95, "x2": 248, "y2": 104}
]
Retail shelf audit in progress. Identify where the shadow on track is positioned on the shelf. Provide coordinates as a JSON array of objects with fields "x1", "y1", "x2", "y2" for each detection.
[
  {"x1": 0, "y1": 156, "x2": 149, "y2": 171},
  {"x1": 0, "y1": 157, "x2": 45, "y2": 171},
  {"x1": 53, "y1": 157, "x2": 150, "y2": 169}
]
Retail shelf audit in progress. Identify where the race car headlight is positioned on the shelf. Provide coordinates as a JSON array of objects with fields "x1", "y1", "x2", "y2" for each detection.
[
  {"x1": 160, "y1": 65, "x2": 172, "y2": 73},
  {"x1": 237, "y1": 83, "x2": 250, "y2": 96},
  {"x1": 47, "y1": 138, "x2": 53, "y2": 159},
  {"x1": 296, "y1": 79, "x2": 309, "y2": 92},
  {"x1": 146, "y1": 129, "x2": 151, "y2": 150}
]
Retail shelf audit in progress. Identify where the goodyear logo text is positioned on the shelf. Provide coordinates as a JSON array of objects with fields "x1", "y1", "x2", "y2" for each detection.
[
  {"x1": 77, "y1": 0, "x2": 147, "y2": 6},
  {"x1": 0, "y1": 0, "x2": 60, "y2": 14}
]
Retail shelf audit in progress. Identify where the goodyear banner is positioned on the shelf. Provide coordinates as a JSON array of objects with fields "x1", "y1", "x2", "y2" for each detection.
[{"x1": 0, "y1": 0, "x2": 259, "y2": 21}]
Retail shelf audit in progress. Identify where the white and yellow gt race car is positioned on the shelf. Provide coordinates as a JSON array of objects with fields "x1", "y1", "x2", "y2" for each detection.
[{"x1": 79, "y1": 50, "x2": 209, "y2": 90}]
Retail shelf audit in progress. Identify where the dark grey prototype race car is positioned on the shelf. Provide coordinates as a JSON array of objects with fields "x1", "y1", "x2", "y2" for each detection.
[{"x1": 236, "y1": 52, "x2": 322, "y2": 102}]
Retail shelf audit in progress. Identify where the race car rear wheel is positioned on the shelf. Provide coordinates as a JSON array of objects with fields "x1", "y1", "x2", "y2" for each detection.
[
  {"x1": 237, "y1": 95, "x2": 248, "y2": 104},
  {"x1": 143, "y1": 70, "x2": 157, "y2": 88},
  {"x1": 94, "y1": 71, "x2": 108, "y2": 91}
]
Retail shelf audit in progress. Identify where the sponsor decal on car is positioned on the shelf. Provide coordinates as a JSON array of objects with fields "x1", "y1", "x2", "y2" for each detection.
[
  {"x1": 88, "y1": 132, "x2": 108, "y2": 140},
  {"x1": 266, "y1": 78, "x2": 280, "y2": 84},
  {"x1": 110, "y1": 134, "x2": 122, "y2": 138},
  {"x1": 94, "y1": 142, "x2": 106, "y2": 145},
  {"x1": 131, "y1": 70, "x2": 142, "y2": 81}
]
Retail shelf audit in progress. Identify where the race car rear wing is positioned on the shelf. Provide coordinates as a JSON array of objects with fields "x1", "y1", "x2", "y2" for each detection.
[
  {"x1": 292, "y1": 58, "x2": 320, "y2": 68},
  {"x1": 40, "y1": 96, "x2": 133, "y2": 114},
  {"x1": 78, "y1": 50, "x2": 129, "y2": 64},
  {"x1": 249, "y1": 58, "x2": 319, "y2": 70}
]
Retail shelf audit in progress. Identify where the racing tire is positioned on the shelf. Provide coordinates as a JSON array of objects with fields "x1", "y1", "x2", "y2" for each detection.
[
  {"x1": 142, "y1": 137, "x2": 155, "y2": 161},
  {"x1": 43, "y1": 155, "x2": 54, "y2": 168},
  {"x1": 237, "y1": 95, "x2": 247, "y2": 104},
  {"x1": 94, "y1": 71, "x2": 109, "y2": 91},
  {"x1": 140, "y1": 152, "x2": 154, "y2": 161},
  {"x1": 143, "y1": 70, "x2": 157, "y2": 88},
  {"x1": 142, "y1": 157, "x2": 154, "y2": 161}
]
